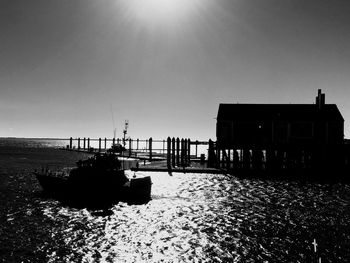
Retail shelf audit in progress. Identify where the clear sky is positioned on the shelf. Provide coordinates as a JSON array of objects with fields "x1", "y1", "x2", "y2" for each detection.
[{"x1": 1, "y1": 0, "x2": 350, "y2": 140}]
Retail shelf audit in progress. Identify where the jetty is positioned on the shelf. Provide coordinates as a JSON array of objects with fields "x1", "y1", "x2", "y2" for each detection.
[{"x1": 62, "y1": 90, "x2": 350, "y2": 180}]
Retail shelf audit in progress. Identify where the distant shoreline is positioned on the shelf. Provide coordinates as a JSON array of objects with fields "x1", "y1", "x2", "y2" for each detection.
[{"x1": 0, "y1": 137, "x2": 70, "y2": 140}]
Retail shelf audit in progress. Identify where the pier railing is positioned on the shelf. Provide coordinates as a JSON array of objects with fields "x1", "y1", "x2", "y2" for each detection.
[{"x1": 64, "y1": 137, "x2": 209, "y2": 165}]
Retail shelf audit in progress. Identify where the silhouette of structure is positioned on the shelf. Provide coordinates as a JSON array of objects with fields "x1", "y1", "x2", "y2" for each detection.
[{"x1": 216, "y1": 90, "x2": 345, "y2": 172}]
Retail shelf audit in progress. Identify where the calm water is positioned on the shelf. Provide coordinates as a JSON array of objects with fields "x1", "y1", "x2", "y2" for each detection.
[{"x1": 1, "y1": 138, "x2": 350, "y2": 262}]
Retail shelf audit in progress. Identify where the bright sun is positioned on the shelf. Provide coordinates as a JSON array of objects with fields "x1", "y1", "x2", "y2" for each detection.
[{"x1": 118, "y1": 0, "x2": 206, "y2": 29}]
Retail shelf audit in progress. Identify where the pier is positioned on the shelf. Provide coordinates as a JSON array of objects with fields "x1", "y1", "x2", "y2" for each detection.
[{"x1": 62, "y1": 133, "x2": 350, "y2": 179}]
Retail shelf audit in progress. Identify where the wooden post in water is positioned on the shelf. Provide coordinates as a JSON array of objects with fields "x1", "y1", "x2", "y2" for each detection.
[
  {"x1": 176, "y1": 137, "x2": 180, "y2": 167},
  {"x1": 187, "y1": 138, "x2": 191, "y2": 165},
  {"x1": 217, "y1": 146, "x2": 221, "y2": 168},
  {"x1": 70, "y1": 137, "x2": 73, "y2": 149},
  {"x1": 83, "y1": 137, "x2": 86, "y2": 150},
  {"x1": 87, "y1": 138, "x2": 90, "y2": 151},
  {"x1": 172, "y1": 137, "x2": 176, "y2": 167},
  {"x1": 98, "y1": 138, "x2": 101, "y2": 152},
  {"x1": 243, "y1": 149, "x2": 251, "y2": 170},
  {"x1": 184, "y1": 139, "x2": 188, "y2": 166},
  {"x1": 227, "y1": 149, "x2": 231, "y2": 168},
  {"x1": 208, "y1": 139, "x2": 214, "y2": 168},
  {"x1": 167, "y1": 137, "x2": 171, "y2": 169},
  {"x1": 181, "y1": 139, "x2": 185, "y2": 167},
  {"x1": 233, "y1": 150, "x2": 239, "y2": 170},
  {"x1": 149, "y1": 137, "x2": 153, "y2": 162},
  {"x1": 195, "y1": 140, "x2": 198, "y2": 158},
  {"x1": 78, "y1": 138, "x2": 81, "y2": 150},
  {"x1": 129, "y1": 139, "x2": 132, "y2": 157},
  {"x1": 104, "y1": 138, "x2": 107, "y2": 150},
  {"x1": 112, "y1": 138, "x2": 115, "y2": 147},
  {"x1": 137, "y1": 139, "x2": 139, "y2": 150}
]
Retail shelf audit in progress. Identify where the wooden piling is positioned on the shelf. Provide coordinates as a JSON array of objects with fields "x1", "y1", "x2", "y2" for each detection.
[
  {"x1": 83, "y1": 137, "x2": 86, "y2": 150},
  {"x1": 129, "y1": 139, "x2": 132, "y2": 157},
  {"x1": 243, "y1": 149, "x2": 250, "y2": 170},
  {"x1": 87, "y1": 138, "x2": 90, "y2": 150},
  {"x1": 176, "y1": 138, "x2": 180, "y2": 167},
  {"x1": 195, "y1": 140, "x2": 198, "y2": 158},
  {"x1": 227, "y1": 149, "x2": 231, "y2": 168},
  {"x1": 149, "y1": 137, "x2": 153, "y2": 161},
  {"x1": 216, "y1": 147, "x2": 221, "y2": 168},
  {"x1": 185, "y1": 139, "x2": 188, "y2": 166},
  {"x1": 181, "y1": 139, "x2": 185, "y2": 167},
  {"x1": 112, "y1": 138, "x2": 115, "y2": 146},
  {"x1": 172, "y1": 137, "x2": 176, "y2": 167},
  {"x1": 208, "y1": 139, "x2": 215, "y2": 168},
  {"x1": 187, "y1": 138, "x2": 191, "y2": 165},
  {"x1": 69, "y1": 137, "x2": 73, "y2": 149},
  {"x1": 137, "y1": 139, "x2": 139, "y2": 150},
  {"x1": 167, "y1": 137, "x2": 171, "y2": 169},
  {"x1": 104, "y1": 138, "x2": 107, "y2": 150},
  {"x1": 78, "y1": 138, "x2": 81, "y2": 150},
  {"x1": 233, "y1": 150, "x2": 239, "y2": 169},
  {"x1": 98, "y1": 138, "x2": 101, "y2": 152}
]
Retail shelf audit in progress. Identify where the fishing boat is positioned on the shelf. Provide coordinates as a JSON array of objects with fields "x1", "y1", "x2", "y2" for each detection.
[{"x1": 34, "y1": 152, "x2": 152, "y2": 205}]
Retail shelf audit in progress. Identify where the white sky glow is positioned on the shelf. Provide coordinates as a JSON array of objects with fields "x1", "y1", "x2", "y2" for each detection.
[{"x1": 118, "y1": 0, "x2": 207, "y2": 29}]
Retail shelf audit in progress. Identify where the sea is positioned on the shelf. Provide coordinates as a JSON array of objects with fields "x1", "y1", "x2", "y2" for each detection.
[{"x1": 0, "y1": 138, "x2": 349, "y2": 262}]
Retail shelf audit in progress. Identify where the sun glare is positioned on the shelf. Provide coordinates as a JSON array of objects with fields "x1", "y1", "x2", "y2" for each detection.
[{"x1": 118, "y1": 0, "x2": 206, "y2": 28}]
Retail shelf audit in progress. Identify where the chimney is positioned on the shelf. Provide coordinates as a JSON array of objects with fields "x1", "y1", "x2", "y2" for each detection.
[{"x1": 316, "y1": 89, "x2": 325, "y2": 110}]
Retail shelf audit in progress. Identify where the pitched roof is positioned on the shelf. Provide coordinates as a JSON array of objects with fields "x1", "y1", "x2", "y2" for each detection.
[{"x1": 217, "y1": 104, "x2": 344, "y2": 122}]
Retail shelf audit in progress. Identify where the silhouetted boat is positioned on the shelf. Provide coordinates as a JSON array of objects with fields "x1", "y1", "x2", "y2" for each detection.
[{"x1": 34, "y1": 153, "x2": 152, "y2": 205}]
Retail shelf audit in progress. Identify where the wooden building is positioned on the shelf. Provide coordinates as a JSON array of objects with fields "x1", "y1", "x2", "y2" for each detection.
[{"x1": 216, "y1": 90, "x2": 344, "y2": 170}]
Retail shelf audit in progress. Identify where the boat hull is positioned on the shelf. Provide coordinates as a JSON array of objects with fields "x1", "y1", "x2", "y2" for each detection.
[{"x1": 34, "y1": 172, "x2": 152, "y2": 206}]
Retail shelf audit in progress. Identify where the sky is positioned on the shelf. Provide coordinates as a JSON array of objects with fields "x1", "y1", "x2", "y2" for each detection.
[{"x1": 1, "y1": 0, "x2": 350, "y2": 140}]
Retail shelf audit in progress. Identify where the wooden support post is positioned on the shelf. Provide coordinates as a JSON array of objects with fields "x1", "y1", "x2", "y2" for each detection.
[
  {"x1": 233, "y1": 150, "x2": 239, "y2": 170},
  {"x1": 243, "y1": 149, "x2": 251, "y2": 170},
  {"x1": 217, "y1": 147, "x2": 221, "y2": 168},
  {"x1": 181, "y1": 139, "x2": 185, "y2": 167},
  {"x1": 83, "y1": 137, "x2": 86, "y2": 150},
  {"x1": 69, "y1": 137, "x2": 73, "y2": 149},
  {"x1": 149, "y1": 137, "x2": 153, "y2": 162},
  {"x1": 87, "y1": 138, "x2": 90, "y2": 151},
  {"x1": 104, "y1": 138, "x2": 107, "y2": 150},
  {"x1": 195, "y1": 140, "x2": 198, "y2": 158},
  {"x1": 137, "y1": 139, "x2": 139, "y2": 150},
  {"x1": 78, "y1": 138, "x2": 81, "y2": 150},
  {"x1": 184, "y1": 139, "x2": 188, "y2": 166},
  {"x1": 227, "y1": 149, "x2": 231, "y2": 169},
  {"x1": 98, "y1": 138, "x2": 101, "y2": 152},
  {"x1": 188, "y1": 138, "x2": 191, "y2": 165},
  {"x1": 129, "y1": 139, "x2": 132, "y2": 157},
  {"x1": 167, "y1": 137, "x2": 171, "y2": 169},
  {"x1": 112, "y1": 138, "x2": 115, "y2": 146},
  {"x1": 176, "y1": 137, "x2": 180, "y2": 167},
  {"x1": 185, "y1": 139, "x2": 189, "y2": 166},
  {"x1": 208, "y1": 139, "x2": 214, "y2": 168},
  {"x1": 172, "y1": 137, "x2": 176, "y2": 167}
]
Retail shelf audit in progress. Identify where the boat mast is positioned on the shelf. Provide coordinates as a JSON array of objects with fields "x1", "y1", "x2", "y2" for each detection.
[{"x1": 122, "y1": 120, "x2": 129, "y2": 170}]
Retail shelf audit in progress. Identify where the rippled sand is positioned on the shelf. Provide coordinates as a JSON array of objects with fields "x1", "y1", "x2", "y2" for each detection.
[{"x1": 1, "y1": 147, "x2": 350, "y2": 262}]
